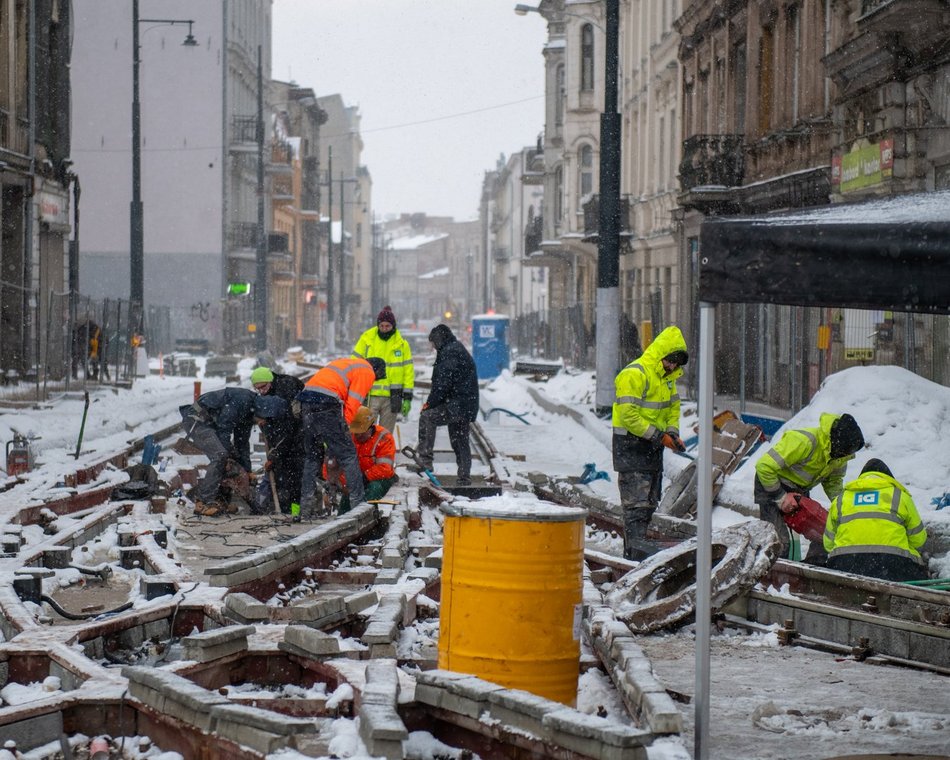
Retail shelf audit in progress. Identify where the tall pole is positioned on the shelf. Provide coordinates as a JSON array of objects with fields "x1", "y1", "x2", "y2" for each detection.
[
  {"x1": 326, "y1": 147, "x2": 336, "y2": 351},
  {"x1": 338, "y1": 170, "x2": 346, "y2": 343},
  {"x1": 255, "y1": 45, "x2": 267, "y2": 351},
  {"x1": 130, "y1": 0, "x2": 144, "y2": 313},
  {"x1": 594, "y1": 0, "x2": 622, "y2": 414}
]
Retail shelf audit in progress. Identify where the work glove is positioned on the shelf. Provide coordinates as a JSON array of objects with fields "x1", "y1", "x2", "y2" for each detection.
[
  {"x1": 290, "y1": 399, "x2": 301, "y2": 418},
  {"x1": 401, "y1": 397, "x2": 412, "y2": 417},
  {"x1": 264, "y1": 459, "x2": 274, "y2": 472},
  {"x1": 389, "y1": 393, "x2": 402, "y2": 414},
  {"x1": 660, "y1": 433, "x2": 687, "y2": 452}
]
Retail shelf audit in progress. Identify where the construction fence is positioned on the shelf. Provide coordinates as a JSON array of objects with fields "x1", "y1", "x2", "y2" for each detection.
[
  {"x1": 0, "y1": 288, "x2": 172, "y2": 401},
  {"x1": 511, "y1": 296, "x2": 949, "y2": 416}
]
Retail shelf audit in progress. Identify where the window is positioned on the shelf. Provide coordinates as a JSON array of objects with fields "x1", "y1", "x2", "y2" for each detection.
[
  {"x1": 787, "y1": 5, "x2": 801, "y2": 123},
  {"x1": 356, "y1": 222, "x2": 362, "y2": 247},
  {"x1": 554, "y1": 166, "x2": 564, "y2": 232},
  {"x1": 733, "y1": 41, "x2": 747, "y2": 134},
  {"x1": 578, "y1": 144, "x2": 594, "y2": 199},
  {"x1": 758, "y1": 26, "x2": 774, "y2": 134},
  {"x1": 581, "y1": 24, "x2": 595, "y2": 92},
  {"x1": 555, "y1": 64, "x2": 565, "y2": 125}
]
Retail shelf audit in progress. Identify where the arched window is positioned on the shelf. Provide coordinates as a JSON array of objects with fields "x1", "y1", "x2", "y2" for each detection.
[
  {"x1": 555, "y1": 64, "x2": 565, "y2": 126},
  {"x1": 578, "y1": 144, "x2": 594, "y2": 199},
  {"x1": 554, "y1": 166, "x2": 564, "y2": 232},
  {"x1": 581, "y1": 24, "x2": 595, "y2": 92}
]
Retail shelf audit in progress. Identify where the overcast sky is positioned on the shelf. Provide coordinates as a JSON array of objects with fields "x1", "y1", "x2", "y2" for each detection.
[{"x1": 272, "y1": 0, "x2": 548, "y2": 221}]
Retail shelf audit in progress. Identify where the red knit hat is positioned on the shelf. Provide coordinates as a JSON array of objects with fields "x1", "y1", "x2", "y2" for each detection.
[{"x1": 377, "y1": 305, "x2": 396, "y2": 327}]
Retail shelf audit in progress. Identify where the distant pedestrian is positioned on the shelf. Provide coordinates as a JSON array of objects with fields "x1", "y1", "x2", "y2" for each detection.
[
  {"x1": 179, "y1": 387, "x2": 284, "y2": 517},
  {"x1": 416, "y1": 324, "x2": 479, "y2": 485},
  {"x1": 612, "y1": 325, "x2": 689, "y2": 560},
  {"x1": 72, "y1": 318, "x2": 109, "y2": 380},
  {"x1": 755, "y1": 412, "x2": 864, "y2": 559},
  {"x1": 824, "y1": 458, "x2": 929, "y2": 582},
  {"x1": 352, "y1": 305, "x2": 415, "y2": 432},
  {"x1": 296, "y1": 356, "x2": 387, "y2": 517}
]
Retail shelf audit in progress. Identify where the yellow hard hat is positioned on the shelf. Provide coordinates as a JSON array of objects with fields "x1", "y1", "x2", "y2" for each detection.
[{"x1": 349, "y1": 405, "x2": 375, "y2": 434}]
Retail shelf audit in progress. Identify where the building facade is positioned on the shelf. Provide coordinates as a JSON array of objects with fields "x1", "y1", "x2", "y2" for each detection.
[
  {"x1": 676, "y1": 0, "x2": 950, "y2": 407},
  {"x1": 316, "y1": 94, "x2": 372, "y2": 350},
  {"x1": 0, "y1": 0, "x2": 73, "y2": 381},
  {"x1": 71, "y1": 0, "x2": 272, "y2": 352}
]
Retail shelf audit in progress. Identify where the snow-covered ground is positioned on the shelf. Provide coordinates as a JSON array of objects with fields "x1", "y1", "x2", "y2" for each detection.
[{"x1": 1, "y1": 359, "x2": 948, "y2": 759}]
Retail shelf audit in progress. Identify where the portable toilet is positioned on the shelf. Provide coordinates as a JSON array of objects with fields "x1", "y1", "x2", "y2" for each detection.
[{"x1": 472, "y1": 314, "x2": 510, "y2": 380}]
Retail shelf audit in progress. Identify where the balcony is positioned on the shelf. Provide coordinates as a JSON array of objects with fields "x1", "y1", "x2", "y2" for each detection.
[
  {"x1": 524, "y1": 215, "x2": 543, "y2": 255},
  {"x1": 270, "y1": 140, "x2": 294, "y2": 174},
  {"x1": 582, "y1": 195, "x2": 632, "y2": 241},
  {"x1": 679, "y1": 134, "x2": 745, "y2": 191},
  {"x1": 230, "y1": 115, "x2": 257, "y2": 152},
  {"x1": 228, "y1": 221, "x2": 257, "y2": 251}
]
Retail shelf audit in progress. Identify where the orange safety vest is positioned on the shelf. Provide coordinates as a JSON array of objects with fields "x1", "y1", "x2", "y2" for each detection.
[
  {"x1": 324, "y1": 424, "x2": 396, "y2": 487},
  {"x1": 304, "y1": 357, "x2": 376, "y2": 424}
]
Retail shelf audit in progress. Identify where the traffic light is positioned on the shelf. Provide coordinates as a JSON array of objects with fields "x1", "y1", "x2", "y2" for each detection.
[{"x1": 228, "y1": 282, "x2": 252, "y2": 296}]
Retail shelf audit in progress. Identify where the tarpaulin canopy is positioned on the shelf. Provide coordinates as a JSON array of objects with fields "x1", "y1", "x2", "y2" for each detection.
[
  {"x1": 691, "y1": 189, "x2": 950, "y2": 758},
  {"x1": 698, "y1": 190, "x2": 950, "y2": 314}
]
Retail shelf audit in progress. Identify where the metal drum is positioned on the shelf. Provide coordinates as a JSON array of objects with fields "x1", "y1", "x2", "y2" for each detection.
[{"x1": 438, "y1": 498, "x2": 587, "y2": 705}]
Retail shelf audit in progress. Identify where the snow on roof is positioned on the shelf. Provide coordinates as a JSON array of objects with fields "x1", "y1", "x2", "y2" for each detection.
[
  {"x1": 419, "y1": 266, "x2": 449, "y2": 280},
  {"x1": 390, "y1": 233, "x2": 449, "y2": 251},
  {"x1": 737, "y1": 189, "x2": 950, "y2": 225}
]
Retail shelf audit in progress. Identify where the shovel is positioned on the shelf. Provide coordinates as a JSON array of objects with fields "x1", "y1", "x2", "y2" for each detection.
[{"x1": 400, "y1": 445, "x2": 443, "y2": 488}]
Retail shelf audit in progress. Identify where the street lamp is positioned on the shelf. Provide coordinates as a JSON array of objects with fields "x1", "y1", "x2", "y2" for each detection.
[
  {"x1": 131, "y1": 0, "x2": 197, "y2": 329},
  {"x1": 515, "y1": 1, "x2": 620, "y2": 414}
]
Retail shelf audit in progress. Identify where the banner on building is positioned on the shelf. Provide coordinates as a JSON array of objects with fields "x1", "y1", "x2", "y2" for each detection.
[{"x1": 831, "y1": 138, "x2": 894, "y2": 195}]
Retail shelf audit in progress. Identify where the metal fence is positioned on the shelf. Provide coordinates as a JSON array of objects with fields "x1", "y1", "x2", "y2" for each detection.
[
  {"x1": 686, "y1": 303, "x2": 950, "y2": 413},
  {"x1": 0, "y1": 289, "x2": 171, "y2": 402}
]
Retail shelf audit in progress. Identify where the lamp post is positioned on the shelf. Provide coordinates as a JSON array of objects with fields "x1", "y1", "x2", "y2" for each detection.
[
  {"x1": 131, "y1": 0, "x2": 196, "y2": 328},
  {"x1": 515, "y1": 2, "x2": 620, "y2": 414}
]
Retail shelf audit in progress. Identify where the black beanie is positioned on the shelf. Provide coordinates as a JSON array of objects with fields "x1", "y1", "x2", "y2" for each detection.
[
  {"x1": 428, "y1": 323, "x2": 454, "y2": 350},
  {"x1": 861, "y1": 458, "x2": 893, "y2": 478},
  {"x1": 367, "y1": 357, "x2": 386, "y2": 378},
  {"x1": 830, "y1": 413, "x2": 864, "y2": 458}
]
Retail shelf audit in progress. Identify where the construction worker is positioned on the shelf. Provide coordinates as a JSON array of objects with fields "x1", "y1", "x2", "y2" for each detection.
[
  {"x1": 352, "y1": 305, "x2": 415, "y2": 432},
  {"x1": 755, "y1": 412, "x2": 865, "y2": 560},
  {"x1": 250, "y1": 366, "x2": 305, "y2": 515},
  {"x1": 612, "y1": 325, "x2": 689, "y2": 560},
  {"x1": 296, "y1": 356, "x2": 387, "y2": 517},
  {"x1": 324, "y1": 405, "x2": 398, "y2": 514},
  {"x1": 824, "y1": 458, "x2": 929, "y2": 582},
  {"x1": 250, "y1": 365, "x2": 304, "y2": 403},
  {"x1": 416, "y1": 324, "x2": 479, "y2": 486},
  {"x1": 179, "y1": 388, "x2": 285, "y2": 516}
]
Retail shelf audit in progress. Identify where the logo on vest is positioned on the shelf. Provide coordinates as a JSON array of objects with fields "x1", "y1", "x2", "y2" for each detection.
[{"x1": 854, "y1": 491, "x2": 879, "y2": 506}]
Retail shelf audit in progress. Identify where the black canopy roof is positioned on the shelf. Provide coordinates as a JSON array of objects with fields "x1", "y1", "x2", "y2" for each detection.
[{"x1": 698, "y1": 190, "x2": 950, "y2": 314}]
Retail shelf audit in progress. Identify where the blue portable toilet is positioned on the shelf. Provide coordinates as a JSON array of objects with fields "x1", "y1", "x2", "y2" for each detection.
[{"x1": 472, "y1": 314, "x2": 510, "y2": 380}]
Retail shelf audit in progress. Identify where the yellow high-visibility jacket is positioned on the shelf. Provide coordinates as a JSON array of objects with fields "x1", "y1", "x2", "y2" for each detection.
[
  {"x1": 611, "y1": 326, "x2": 686, "y2": 469},
  {"x1": 352, "y1": 327, "x2": 414, "y2": 400},
  {"x1": 755, "y1": 413, "x2": 854, "y2": 501},
  {"x1": 823, "y1": 469, "x2": 927, "y2": 563}
]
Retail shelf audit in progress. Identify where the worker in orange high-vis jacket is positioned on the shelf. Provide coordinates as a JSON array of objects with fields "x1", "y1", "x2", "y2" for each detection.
[
  {"x1": 323, "y1": 405, "x2": 398, "y2": 514},
  {"x1": 296, "y1": 356, "x2": 386, "y2": 518}
]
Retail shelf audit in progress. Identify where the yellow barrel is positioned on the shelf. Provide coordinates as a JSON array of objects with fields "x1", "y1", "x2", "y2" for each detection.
[{"x1": 438, "y1": 498, "x2": 587, "y2": 705}]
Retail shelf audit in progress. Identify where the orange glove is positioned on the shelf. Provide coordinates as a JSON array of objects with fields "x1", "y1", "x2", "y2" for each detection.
[{"x1": 660, "y1": 433, "x2": 686, "y2": 452}]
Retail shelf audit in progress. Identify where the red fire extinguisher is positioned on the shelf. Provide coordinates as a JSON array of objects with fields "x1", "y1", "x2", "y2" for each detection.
[{"x1": 6, "y1": 432, "x2": 35, "y2": 476}]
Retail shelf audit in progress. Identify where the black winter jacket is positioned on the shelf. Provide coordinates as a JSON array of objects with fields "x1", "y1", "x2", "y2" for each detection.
[
  {"x1": 426, "y1": 334, "x2": 479, "y2": 422},
  {"x1": 196, "y1": 387, "x2": 256, "y2": 470}
]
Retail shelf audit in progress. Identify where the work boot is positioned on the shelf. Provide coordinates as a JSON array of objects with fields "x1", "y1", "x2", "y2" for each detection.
[
  {"x1": 457, "y1": 476, "x2": 472, "y2": 486},
  {"x1": 194, "y1": 500, "x2": 225, "y2": 517}
]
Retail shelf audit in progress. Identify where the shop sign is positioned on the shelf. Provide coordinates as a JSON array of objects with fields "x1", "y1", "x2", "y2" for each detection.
[
  {"x1": 831, "y1": 138, "x2": 894, "y2": 194},
  {"x1": 38, "y1": 190, "x2": 68, "y2": 225}
]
